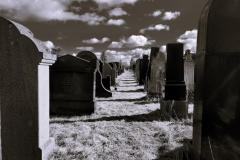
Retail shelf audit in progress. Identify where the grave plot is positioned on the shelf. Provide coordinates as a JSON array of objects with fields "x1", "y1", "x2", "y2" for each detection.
[{"x1": 49, "y1": 70, "x2": 192, "y2": 160}]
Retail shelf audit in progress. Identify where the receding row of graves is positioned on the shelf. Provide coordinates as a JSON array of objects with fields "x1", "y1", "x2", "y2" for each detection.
[
  {"x1": 130, "y1": 43, "x2": 194, "y2": 119},
  {"x1": 1, "y1": 0, "x2": 240, "y2": 158},
  {"x1": 131, "y1": 0, "x2": 240, "y2": 159},
  {"x1": 0, "y1": 17, "x2": 124, "y2": 160}
]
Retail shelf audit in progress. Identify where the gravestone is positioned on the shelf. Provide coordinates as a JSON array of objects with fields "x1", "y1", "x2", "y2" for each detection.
[
  {"x1": 193, "y1": 1, "x2": 240, "y2": 160},
  {"x1": 184, "y1": 50, "x2": 195, "y2": 102},
  {"x1": 147, "y1": 47, "x2": 166, "y2": 97},
  {"x1": 0, "y1": 17, "x2": 56, "y2": 160},
  {"x1": 50, "y1": 55, "x2": 96, "y2": 115},
  {"x1": 139, "y1": 55, "x2": 149, "y2": 85},
  {"x1": 77, "y1": 51, "x2": 112, "y2": 97},
  {"x1": 109, "y1": 62, "x2": 117, "y2": 86},
  {"x1": 95, "y1": 66, "x2": 112, "y2": 97},
  {"x1": 135, "y1": 59, "x2": 141, "y2": 82},
  {"x1": 102, "y1": 76, "x2": 111, "y2": 91},
  {"x1": 162, "y1": 43, "x2": 187, "y2": 119}
]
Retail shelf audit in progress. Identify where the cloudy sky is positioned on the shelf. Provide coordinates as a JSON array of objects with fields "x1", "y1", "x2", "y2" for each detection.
[{"x1": 0, "y1": 0, "x2": 206, "y2": 64}]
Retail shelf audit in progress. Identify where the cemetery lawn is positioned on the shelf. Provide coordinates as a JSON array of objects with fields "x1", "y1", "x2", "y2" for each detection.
[{"x1": 49, "y1": 71, "x2": 193, "y2": 160}]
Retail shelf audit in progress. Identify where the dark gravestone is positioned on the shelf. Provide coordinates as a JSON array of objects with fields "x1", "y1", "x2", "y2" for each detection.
[
  {"x1": 139, "y1": 55, "x2": 149, "y2": 85},
  {"x1": 135, "y1": 59, "x2": 141, "y2": 82},
  {"x1": 109, "y1": 62, "x2": 117, "y2": 86},
  {"x1": 0, "y1": 17, "x2": 56, "y2": 160},
  {"x1": 77, "y1": 51, "x2": 112, "y2": 98},
  {"x1": 95, "y1": 68, "x2": 112, "y2": 97},
  {"x1": 161, "y1": 43, "x2": 187, "y2": 119},
  {"x1": 102, "y1": 76, "x2": 111, "y2": 91},
  {"x1": 193, "y1": 1, "x2": 240, "y2": 160},
  {"x1": 165, "y1": 43, "x2": 186, "y2": 100},
  {"x1": 50, "y1": 55, "x2": 96, "y2": 115},
  {"x1": 147, "y1": 47, "x2": 166, "y2": 97}
]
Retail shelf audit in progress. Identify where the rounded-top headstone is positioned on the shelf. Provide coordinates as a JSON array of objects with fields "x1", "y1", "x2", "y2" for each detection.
[{"x1": 77, "y1": 51, "x2": 97, "y2": 69}]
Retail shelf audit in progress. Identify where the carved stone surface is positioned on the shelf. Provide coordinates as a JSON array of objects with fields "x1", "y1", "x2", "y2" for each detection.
[
  {"x1": 50, "y1": 55, "x2": 96, "y2": 115},
  {"x1": 0, "y1": 17, "x2": 56, "y2": 160},
  {"x1": 147, "y1": 47, "x2": 166, "y2": 97},
  {"x1": 193, "y1": 1, "x2": 240, "y2": 160}
]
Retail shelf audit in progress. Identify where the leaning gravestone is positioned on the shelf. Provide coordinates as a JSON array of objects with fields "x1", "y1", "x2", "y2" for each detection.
[
  {"x1": 0, "y1": 17, "x2": 56, "y2": 160},
  {"x1": 50, "y1": 55, "x2": 96, "y2": 115},
  {"x1": 193, "y1": 1, "x2": 240, "y2": 160},
  {"x1": 77, "y1": 51, "x2": 112, "y2": 98},
  {"x1": 162, "y1": 43, "x2": 187, "y2": 119},
  {"x1": 147, "y1": 47, "x2": 166, "y2": 98}
]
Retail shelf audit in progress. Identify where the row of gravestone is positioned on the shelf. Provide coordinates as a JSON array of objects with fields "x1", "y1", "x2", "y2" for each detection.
[
  {"x1": 131, "y1": 43, "x2": 195, "y2": 119},
  {"x1": 50, "y1": 51, "x2": 124, "y2": 115},
  {"x1": 131, "y1": 0, "x2": 240, "y2": 159},
  {"x1": 0, "y1": 16, "x2": 124, "y2": 160}
]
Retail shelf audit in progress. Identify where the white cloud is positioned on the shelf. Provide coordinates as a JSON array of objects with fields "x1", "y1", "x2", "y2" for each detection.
[
  {"x1": 108, "y1": 41, "x2": 123, "y2": 48},
  {"x1": 123, "y1": 35, "x2": 153, "y2": 47},
  {"x1": 76, "y1": 46, "x2": 94, "y2": 51},
  {"x1": 162, "y1": 11, "x2": 181, "y2": 20},
  {"x1": 0, "y1": 0, "x2": 106, "y2": 25},
  {"x1": 79, "y1": 13, "x2": 106, "y2": 25},
  {"x1": 140, "y1": 24, "x2": 170, "y2": 33},
  {"x1": 177, "y1": 29, "x2": 198, "y2": 53},
  {"x1": 108, "y1": 35, "x2": 154, "y2": 49},
  {"x1": 109, "y1": 8, "x2": 127, "y2": 17},
  {"x1": 151, "y1": 10, "x2": 162, "y2": 17},
  {"x1": 107, "y1": 19, "x2": 125, "y2": 26},
  {"x1": 93, "y1": 0, "x2": 138, "y2": 8},
  {"x1": 82, "y1": 37, "x2": 110, "y2": 44},
  {"x1": 104, "y1": 48, "x2": 150, "y2": 64},
  {"x1": 0, "y1": 0, "x2": 79, "y2": 21}
]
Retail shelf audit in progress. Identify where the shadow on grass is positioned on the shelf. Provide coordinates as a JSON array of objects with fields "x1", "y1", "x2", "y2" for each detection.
[
  {"x1": 117, "y1": 88, "x2": 145, "y2": 93},
  {"x1": 157, "y1": 139, "x2": 192, "y2": 160},
  {"x1": 50, "y1": 109, "x2": 162, "y2": 124},
  {"x1": 97, "y1": 96, "x2": 147, "y2": 102}
]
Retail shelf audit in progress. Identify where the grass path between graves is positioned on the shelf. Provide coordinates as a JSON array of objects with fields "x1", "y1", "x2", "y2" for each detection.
[{"x1": 49, "y1": 70, "x2": 192, "y2": 160}]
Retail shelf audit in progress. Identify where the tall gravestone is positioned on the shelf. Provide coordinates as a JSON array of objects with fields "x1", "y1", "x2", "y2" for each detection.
[
  {"x1": 109, "y1": 62, "x2": 117, "y2": 86},
  {"x1": 135, "y1": 59, "x2": 141, "y2": 83},
  {"x1": 193, "y1": 1, "x2": 240, "y2": 160},
  {"x1": 184, "y1": 50, "x2": 195, "y2": 102},
  {"x1": 163, "y1": 43, "x2": 187, "y2": 119},
  {"x1": 139, "y1": 55, "x2": 149, "y2": 85},
  {"x1": 147, "y1": 47, "x2": 166, "y2": 97},
  {"x1": 77, "y1": 51, "x2": 112, "y2": 98},
  {"x1": 50, "y1": 55, "x2": 96, "y2": 115},
  {"x1": 0, "y1": 17, "x2": 56, "y2": 160}
]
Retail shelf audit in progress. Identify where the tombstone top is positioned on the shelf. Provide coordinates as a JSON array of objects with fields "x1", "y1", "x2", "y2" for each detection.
[
  {"x1": 77, "y1": 51, "x2": 97, "y2": 68},
  {"x1": 199, "y1": 0, "x2": 240, "y2": 53},
  {"x1": 0, "y1": 17, "x2": 57, "y2": 62},
  {"x1": 51, "y1": 55, "x2": 96, "y2": 72},
  {"x1": 143, "y1": 55, "x2": 149, "y2": 60}
]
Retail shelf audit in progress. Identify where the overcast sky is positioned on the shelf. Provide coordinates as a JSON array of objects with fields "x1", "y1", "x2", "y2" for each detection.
[{"x1": 0, "y1": 0, "x2": 207, "y2": 64}]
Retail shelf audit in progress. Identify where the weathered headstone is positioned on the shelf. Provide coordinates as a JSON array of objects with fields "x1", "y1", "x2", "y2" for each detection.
[
  {"x1": 184, "y1": 50, "x2": 195, "y2": 102},
  {"x1": 50, "y1": 55, "x2": 96, "y2": 115},
  {"x1": 193, "y1": 1, "x2": 240, "y2": 159},
  {"x1": 146, "y1": 47, "x2": 166, "y2": 97},
  {"x1": 162, "y1": 43, "x2": 187, "y2": 119},
  {"x1": 0, "y1": 17, "x2": 56, "y2": 160}
]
